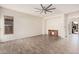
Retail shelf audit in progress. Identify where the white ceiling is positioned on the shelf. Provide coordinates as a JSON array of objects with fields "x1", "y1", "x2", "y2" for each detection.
[{"x1": 0, "y1": 4, "x2": 79, "y2": 17}]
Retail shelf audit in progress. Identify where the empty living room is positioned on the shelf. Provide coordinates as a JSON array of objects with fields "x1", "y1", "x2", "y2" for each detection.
[{"x1": 0, "y1": 4, "x2": 79, "y2": 54}]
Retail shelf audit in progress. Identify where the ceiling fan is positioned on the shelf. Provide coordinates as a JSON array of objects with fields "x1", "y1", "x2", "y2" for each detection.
[{"x1": 35, "y1": 4, "x2": 56, "y2": 14}]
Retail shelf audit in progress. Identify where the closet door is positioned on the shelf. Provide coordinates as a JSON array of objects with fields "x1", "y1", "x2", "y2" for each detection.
[{"x1": 4, "y1": 16, "x2": 14, "y2": 34}]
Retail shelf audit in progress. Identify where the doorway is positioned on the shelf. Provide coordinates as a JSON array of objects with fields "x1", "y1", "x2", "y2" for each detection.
[
  {"x1": 70, "y1": 21, "x2": 79, "y2": 40},
  {"x1": 72, "y1": 21, "x2": 78, "y2": 34}
]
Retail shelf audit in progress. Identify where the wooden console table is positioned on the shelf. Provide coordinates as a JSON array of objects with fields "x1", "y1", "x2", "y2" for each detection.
[{"x1": 48, "y1": 30, "x2": 58, "y2": 37}]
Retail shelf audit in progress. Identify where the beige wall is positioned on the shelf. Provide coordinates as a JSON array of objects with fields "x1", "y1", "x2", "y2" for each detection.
[{"x1": 0, "y1": 8, "x2": 43, "y2": 41}]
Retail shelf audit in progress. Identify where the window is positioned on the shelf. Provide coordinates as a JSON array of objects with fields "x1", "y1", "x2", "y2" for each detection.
[{"x1": 4, "y1": 16, "x2": 14, "y2": 34}]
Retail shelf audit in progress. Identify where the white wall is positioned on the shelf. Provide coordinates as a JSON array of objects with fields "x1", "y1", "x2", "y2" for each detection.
[
  {"x1": 0, "y1": 8, "x2": 43, "y2": 42},
  {"x1": 42, "y1": 11, "x2": 79, "y2": 39},
  {"x1": 43, "y1": 14, "x2": 65, "y2": 38},
  {"x1": 66, "y1": 11, "x2": 79, "y2": 39}
]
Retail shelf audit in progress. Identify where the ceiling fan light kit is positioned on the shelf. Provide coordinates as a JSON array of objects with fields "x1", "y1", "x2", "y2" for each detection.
[{"x1": 35, "y1": 4, "x2": 56, "y2": 14}]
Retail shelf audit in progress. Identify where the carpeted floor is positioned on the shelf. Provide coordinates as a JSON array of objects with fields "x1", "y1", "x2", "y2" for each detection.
[{"x1": 0, "y1": 35, "x2": 79, "y2": 54}]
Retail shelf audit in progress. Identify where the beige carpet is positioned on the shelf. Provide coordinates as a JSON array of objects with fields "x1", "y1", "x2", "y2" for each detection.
[{"x1": 0, "y1": 35, "x2": 79, "y2": 54}]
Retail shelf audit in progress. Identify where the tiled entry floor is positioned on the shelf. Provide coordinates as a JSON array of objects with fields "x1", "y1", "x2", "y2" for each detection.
[{"x1": 0, "y1": 35, "x2": 79, "y2": 54}]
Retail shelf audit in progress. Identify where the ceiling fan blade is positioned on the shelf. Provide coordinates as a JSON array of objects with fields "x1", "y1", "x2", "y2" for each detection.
[
  {"x1": 47, "y1": 8, "x2": 56, "y2": 10},
  {"x1": 41, "y1": 4, "x2": 44, "y2": 9},
  {"x1": 46, "y1": 4, "x2": 52, "y2": 9}
]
